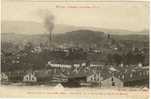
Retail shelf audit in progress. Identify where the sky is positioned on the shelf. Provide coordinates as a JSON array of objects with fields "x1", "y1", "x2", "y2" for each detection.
[{"x1": 1, "y1": 0, "x2": 149, "y2": 31}]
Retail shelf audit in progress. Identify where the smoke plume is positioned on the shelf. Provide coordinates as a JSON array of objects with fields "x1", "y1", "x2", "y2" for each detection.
[{"x1": 37, "y1": 9, "x2": 55, "y2": 41}]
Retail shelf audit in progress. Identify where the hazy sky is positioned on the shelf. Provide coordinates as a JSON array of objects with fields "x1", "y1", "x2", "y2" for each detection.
[{"x1": 2, "y1": 1, "x2": 149, "y2": 31}]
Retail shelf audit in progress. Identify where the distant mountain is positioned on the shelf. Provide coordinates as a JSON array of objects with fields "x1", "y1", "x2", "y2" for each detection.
[
  {"x1": 1, "y1": 33, "x2": 48, "y2": 46},
  {"x1": 1, "y1": 21, "x2": 149, "y2": 35},
  {"x1": 1, "y1": 29, "x2": 148, "y2": 48},
  {"x1": 1, "y1": 30, "x2": 106, "y2": 46},
  {"x1": 54, "y1": 30, "x2": 106, "y2": 46}
]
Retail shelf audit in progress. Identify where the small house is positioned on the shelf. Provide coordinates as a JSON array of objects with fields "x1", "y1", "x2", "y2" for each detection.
[
  {"x1": 0, "y1": 73, "x2": 8, "y2": 82},
  {"x1": 23, "y1": 72, "x2": 37, "y2": 83}
]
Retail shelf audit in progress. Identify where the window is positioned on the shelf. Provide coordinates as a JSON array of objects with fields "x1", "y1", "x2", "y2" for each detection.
[
  {"x1": 26, "y1": 76, "x2": 28, "y2": 80},
  {"x1": 111, "y1": 77, "x2": 114, "y2": 81},
  {"x1": 91, "y1": 77, "x2": 93, "y2": 81},
  {"x1": 94, "y1": 74, "x2": 96, "y2": 78},
  {"x1": 32, "y1": 77, "x2": 34, "y2": 81}
]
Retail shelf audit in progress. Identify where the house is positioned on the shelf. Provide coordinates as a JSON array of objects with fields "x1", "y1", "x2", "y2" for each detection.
[
  {"x1": 89, "y1": 61, "x2": 105, "y2": 69},
  {"x1": 86, "y1": 65, "x2": 149, "y2": 87},
  {"x1": 23, "y1": 72, "x2": 37, "y2": 83},
  {"x1": 0, "y1": 73, "x2": 8, "y2": 82},
  {"x1": 87, "y1": 72, "x2": 102, "y2": 83},
  {"x1": 86, "y1": 68, "x2": 115, "y2": 87},
  {"x1": 48, "y1": 61, "x2": 72, "y2": 69},
  {"x1": 113, "y1": 66, "x2": 149, "y2": 87},
  {"x1": 86, "y1": 70, "x2": 123, "y2": 87}
]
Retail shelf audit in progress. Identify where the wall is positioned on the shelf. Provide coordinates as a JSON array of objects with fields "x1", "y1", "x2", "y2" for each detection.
[{"x1": 101, "y1": 76, "x2": 123, "y2": 87}]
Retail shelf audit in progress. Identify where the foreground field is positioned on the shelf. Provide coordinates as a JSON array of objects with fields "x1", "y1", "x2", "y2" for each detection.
[{"x1": 0, "y1": 85, "x2": 149, "y2": 99}]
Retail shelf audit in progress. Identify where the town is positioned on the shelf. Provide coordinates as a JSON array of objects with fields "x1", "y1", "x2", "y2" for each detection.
[{"x1": 1, "y1": 32, "x2": 149, "y2": 88}]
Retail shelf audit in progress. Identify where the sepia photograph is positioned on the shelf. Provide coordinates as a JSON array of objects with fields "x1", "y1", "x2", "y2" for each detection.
[{"x1": 0, "y1": 0, "x2": 150, "y2": 98}]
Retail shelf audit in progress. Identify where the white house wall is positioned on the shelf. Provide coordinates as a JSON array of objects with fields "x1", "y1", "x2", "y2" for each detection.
[
  {"x1": 23, "y1": 74, "x2": 37, "y2": 82},
  {"x1": 101, "y1": 76, "x2": 123, "y2": 87},
  {"x1": 87, "y1": 73, "x2": 102, "y2": 83}
]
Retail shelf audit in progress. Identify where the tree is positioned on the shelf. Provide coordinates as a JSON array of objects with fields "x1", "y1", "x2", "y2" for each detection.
[{"x1": 112, "y1": 53, "x2": 122, "y2": 65}]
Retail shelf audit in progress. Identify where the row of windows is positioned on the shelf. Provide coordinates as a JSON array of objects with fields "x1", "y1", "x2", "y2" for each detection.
[
  {"x1": 117, "y1": 70, "x2": 149, "y2": 79},
  {"x1": 89, "y1": 70, "x2": 149, "y2": 82},
  {"x1": 89, "y1": 74, "x2": 103, "y2": 81}
]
